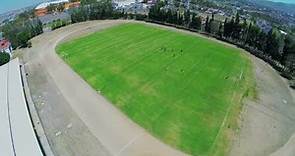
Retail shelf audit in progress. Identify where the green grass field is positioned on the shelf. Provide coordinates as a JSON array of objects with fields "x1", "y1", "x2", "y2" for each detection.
[{"x1": 57, "y1": 23, "x2": 255, "y2": 156}]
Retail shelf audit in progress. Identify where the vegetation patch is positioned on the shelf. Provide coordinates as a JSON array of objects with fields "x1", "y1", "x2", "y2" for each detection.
[
  {"x1": 0, "y1": 52, "x2": 10, "y2": 66},
  {"x1": 57, "y1": 23, "x2": 255, "y2": 156}
]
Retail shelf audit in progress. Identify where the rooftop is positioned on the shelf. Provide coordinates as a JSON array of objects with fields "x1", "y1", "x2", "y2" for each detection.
[
  {"x1": 0, "y1": 58, "x2": 43, "y2": 156},
  {"x1": 35, "y1": 0, "x2": 69, "y2": 10},
  {"x1": 0, "y1": 39, "x2": 10, "y2": 50}
]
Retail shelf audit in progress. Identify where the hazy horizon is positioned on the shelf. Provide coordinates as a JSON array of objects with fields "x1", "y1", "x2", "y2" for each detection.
[
  {"x1": 270, "y1": 0, "x2": 295, "y2": 4},
  {"x1": 1, "y1": 0, "x2": 295, "y2": 14}
]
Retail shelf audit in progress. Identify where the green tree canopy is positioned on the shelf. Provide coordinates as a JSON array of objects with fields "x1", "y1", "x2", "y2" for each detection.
[{"x1": 0, "y1": 53, "x2": 10, "y2": 66}]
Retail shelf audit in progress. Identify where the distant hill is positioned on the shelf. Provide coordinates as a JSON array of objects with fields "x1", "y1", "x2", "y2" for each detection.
[
  {"x1": 249, "y1": 0, "x2": 295, "y2": 15},
  {"x1": 0, "y1": 6, "x2": 34, "y2": 24}
]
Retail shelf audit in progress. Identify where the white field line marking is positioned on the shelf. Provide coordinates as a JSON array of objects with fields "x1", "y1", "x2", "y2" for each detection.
[
  {"x1": 209, "y1": 68, "x2": 245, "y2": 154},
  {"x1": 115, "y1": 133, "x2": 144, "y2": 156},
  {"x1": 239, "y1": 71, "x2": 244, "y2": 80}
]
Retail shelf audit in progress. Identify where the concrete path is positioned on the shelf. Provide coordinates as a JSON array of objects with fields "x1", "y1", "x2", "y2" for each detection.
[
  {"x1": 0, "y1": 59, "x2": 43, "y2": 156},
  {"x1": 22, "y1": 20, "x2": 186, "y2": 156},
  {"x1": 0, "y1": 61, "x2": 14, "y2": 156}
]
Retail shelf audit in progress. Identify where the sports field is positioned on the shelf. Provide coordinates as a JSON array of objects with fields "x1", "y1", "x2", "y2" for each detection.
[{"x1": 57, "y1": 23, "x2": 255, "y2": 156}]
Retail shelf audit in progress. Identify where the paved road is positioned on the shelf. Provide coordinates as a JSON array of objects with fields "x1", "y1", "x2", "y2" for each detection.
[{"x1": 22, "y1": 20, "x2": 186, "y2": 156}]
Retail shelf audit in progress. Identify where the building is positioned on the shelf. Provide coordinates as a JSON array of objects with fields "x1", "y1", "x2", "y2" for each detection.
[
  {"x1": 0, "y1": 58, "x2": 43, "y2": 156},
  {"x1": 35, "y1": 0, "x2": 80, "y2": 17},
  {"x1": 39, "y1": 12, "x2": 71, "y2": 25},
  {"x1": 35, "y1": 0, "x2": 69, "y2": 17},
  {"x1": 35, "y1": 7, "x2": 48, "y2": 17},
  {"x1": 279, "y1": 30, "x2": 288, "y2": 35},
  {"x1": 64, "y1": 1, "x2": 81, "y2": 9},
  {"x1": 0, "y1": 39, "x2": 13, "y2": 56},
  {"x1": 256, "y1": 19, "x2": 272, "y2": 33}
]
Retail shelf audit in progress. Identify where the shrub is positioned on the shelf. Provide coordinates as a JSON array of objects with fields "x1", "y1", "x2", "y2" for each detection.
[
  {"x1": 290, "y1": 80, "x2": 295, "y2": 89},
  {"x1": 0, "y1": 52, "x2": 10, "y2": 66}
]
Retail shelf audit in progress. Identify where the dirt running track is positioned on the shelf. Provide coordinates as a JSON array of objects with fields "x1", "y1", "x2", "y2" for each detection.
[
  {"x1": 19, "y1": 20, "x2": 295, "y2": 156},
  {"x1": 21, "y1": 20, "x2": 186, "y2": 156},
  {"x1": 230, "y1": 55, "x2": 295, "y2": 156}
]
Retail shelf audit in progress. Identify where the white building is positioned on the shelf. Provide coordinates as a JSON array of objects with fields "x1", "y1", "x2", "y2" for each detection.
[
  {"x1": 279, "y1": 30, "x2": 288, "y2": 35},
  {"x1": 35, "y1": 0, "x2": 69, "y2": 10}
]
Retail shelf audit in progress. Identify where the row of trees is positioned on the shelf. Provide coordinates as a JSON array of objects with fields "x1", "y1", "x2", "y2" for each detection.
[
  {"x1": 51, "y1": 19, "x2": 70, "y2": 30},
  {"x1": 0, "y1": 11, "x2": 43, "y2": 48},
  {"x1": 1, "y1": 0, "x2": 293, "y2": 77},
  {"x1": 47, "y1": 3, "x2": 65, "y2": 13},
  {"x1": 282, "y1": 35, "x2": 295, "y2": 76},
  {"x1": 0, "y1": 0, "x2": 119, "y2": 49},
  {"x1": 71, "y1": 0, "x2": 124, "y2": 23},
  {"x1": 216, "y1": 13, "x2": 294, "y2": 76},
  {"x1": 149, "y1": 2, "x2": 202, "y2": 29},
  {"x1": 148, "y1": 3, "x2": 295, "y2": 78}
]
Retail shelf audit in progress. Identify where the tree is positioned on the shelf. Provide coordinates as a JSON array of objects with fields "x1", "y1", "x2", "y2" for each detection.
[
  {"x1": 184, "y1": 10, "x2": 190, "y2": 26},
  {"x1": 223, "y1": 17, "x2": 234, "y2": 38},
  {"x1": 57, "y1": 3, "x2": 65, "y2": 12},
  {"x1": 235, "y1": 12, "x2": 240, "y2": 26},
  {"x1": 223, "y1": 18, "x2": 229, "y2": 37},
  {"x1": 208, "y1": 14, "x2": 219, "y2": 35},
  {"x1": 195, "y1": 16, "x2": 202, "y2": 30},
  {"x1": 47, "y1": 4, "x2": 56, "y2": 13},
  {"x1": 266, "y1": 29, "x2": 281, "y2": 60},
  {"x1": 240, "y1": 19, "x2": 248, "y2": 43},
  {"x1": 17, "y1": 31, "x2": 30, "y2": 47},
  {"x1": 189, "y1": 14, "x2": 201, "y2": 30},
  {"x1": 218, "y1": 22, "x2": 223, "y2": 38},
  {"x1": 284, "y1": 52, "x2": 295, "y2": 75},
  {"x1": 177, "y1": 12, "x2": 184, "y2": 25},
  {"x1": 1, "y1": 11, "x2": 43, "y2": 49},
  {"x1": 148, "y1": 0, "x2": 165, "y2": 21},
  {"x1": 283, "y1": 35, "x2": 295, "y2": 57},
  {"x1": 0, "y1": 52, "x2": 10, "y2": 66},
  {"x1": 71, "y1": 8, "x2": 87, "y2": 23},
  {"x1": 205, "y1": 16, "x2": 210, "y2": 33},
  {"x1": 256, "y1": 31, "x2": 267, "y2": 51},
  {"x1": 31, "y1": 18, "x2": 43, "y2": 35},
  {"x1": 166, "y1": 9, "x2": 174, "y2": 23},
  {"x1": 70, "y1": 0, "x2": 118, "y2": 23},
  {"x1": 228, "y1": 17, "x2": 235, "y2": 37},
  {"x1": 232, "y1": 12, "x2": 241, "y2": 39},
  {"x1": 245, "y1": 23, "x2": 260, "y2": 47},
  {"x1": 282, "y1": 35, "x2": 295, "y2": 74},
  {"x1": 81, "y1": 0, "x2": 97, "y2": 5}
]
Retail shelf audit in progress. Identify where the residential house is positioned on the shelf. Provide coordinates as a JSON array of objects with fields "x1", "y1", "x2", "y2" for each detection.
[
  {"x1": 35, "y1": 0, "x2": 80, "y2": 17},
  {"x1": 0, "y1": 39, "x2": 13, "y2": 56}
]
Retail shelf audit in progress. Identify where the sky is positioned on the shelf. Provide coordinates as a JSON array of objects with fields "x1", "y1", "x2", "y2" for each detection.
[
  {"x1": 0, "y1": 0, "x2": 46, "y2": 14},
  {"x1": 270, "y1": 0, "x2": 295, "y2": 4},
  {"x1": 1, "y1": 0, "x2": 295, "y2": 14}
]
